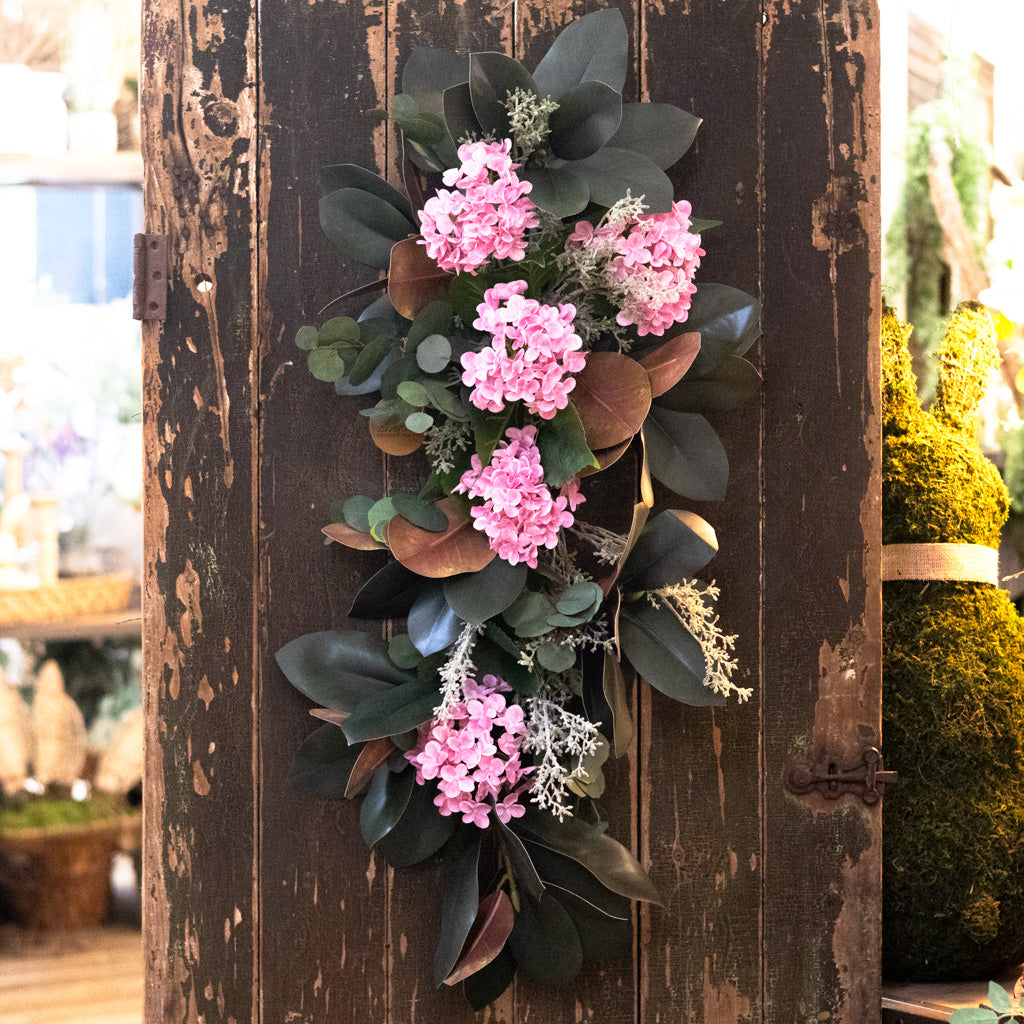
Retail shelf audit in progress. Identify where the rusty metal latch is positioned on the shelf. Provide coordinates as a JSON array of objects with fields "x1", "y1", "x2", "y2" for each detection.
[
  {"x1": 133, "y1": 233, "x2": 168, "y2": 321},
  {"x1": 785, "y1": 747, "x2": 897, "y2": 805}
]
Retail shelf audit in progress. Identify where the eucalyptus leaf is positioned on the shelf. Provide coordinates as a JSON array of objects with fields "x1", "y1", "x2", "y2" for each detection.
[
  {"x1": 416, "y1": 334, "x2": 452, "y2": 373},
  {"x1": 535, "y1": 642, "x2": 577, "y2": 673},
  {"x1": 319, "y1": 188, "x2": 416, "y2": 269},
  {"x1": 619, "y1": 599, "x2": 719, "y2": 707},
  {"x1": 608, "y1": 103, "x2": 701, "y2": 170},
  {"x1": 341, "y1": 679, "x2": 439, "y2": 743},
  {"x1": 423, "y1": 379, "x2": 468, "y2": 420},
  {"x1": 503, "y1": 591, "x2": 556, "y2": 639},
  {"x1": 557, "y1": 581, "x2": 604, "y2": 616},
  {"x1": 408, "y1": 585, "x2": 465, "y2": 655},
  {"x1": 307, "y1": 347, "x2": 345, "y2": 383},
  {"x1": 532, "y1": 7, "x2": 628, "y2": 99},
  {"x1": 287, "y1": 724, "x2": 359, "y2": 799},
  {"x1": 392, "y1": 492, "x2": 449, "y2": 532},
  {"x1": 989, "y1": 983, "x2": 1014, "y2": 1013},
  {"x1": 342, "y1": 495, "x2": 375, "y2": 533},
  {"x1": 408, "y1": 301, "x2": 455, "y2": 350},
  {"x1": 319, "y1": 163, "x2": 414, "y2": 221},
  {"x1": 620, "y1": 509, "x2": 719, "y2": 589},
  {"x1": 360, "y1": 764, "x2": 415, "y2": 846},
  {"x1": 434, "y1": 837, "x2": 482, "y2": 986},
  {"x1": 571, "y1": 147, "x2": 673, "y2": 213},
  {"x1": 348, "y1": 559, "x2": 431, "y2": 619},
  {"x1": 376, "y1": 781, "x2": 460, "y2": 867},
  {"x1": 443, "y1": 557, "x2": 528, "y2": 625},
  {"x1": 295, "y1": 325, "x2": 319, "y2": 351},
  {"x1": 644, "y1": 408, "x2": 729, "y2": 501},
  {"x1": 397, "y1": 380, "x2": 430, "y2": 406},
  {"x1": 367, "y1": 497, "x2": 397, "y2": 541},
  {"x1": 656, "y1": 356, "x2": 762, "y2": 414},
  {"x1": 469, "y1": 52, "x2": 537, "y2": 137},
  {"x1": 335, "y1": 351, "x2": 397, "y2": 397},
  {"x1": 388, "y1": 634, "x2": 422, "y2": 670},
  {"x1": 548, "y1": 80, "x2": 622, "y2": 161},
  {"x1": 522, "y1": 166, "x2": 590, "y2": 219},
  {"x1": 347, "y1": 330, "x2": 393, "y2": 387},
  {"x1": 319, "y1": 316, "x2": 361, "y2": 344}
]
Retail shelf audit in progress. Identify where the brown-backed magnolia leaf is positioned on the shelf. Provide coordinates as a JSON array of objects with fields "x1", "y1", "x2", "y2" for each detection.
[
  {"x1": 598, "y1": 502, "x2": 650, "y2": 596},
  {"x1": 388, "y1": 497, "x2": 496, "y2": 578},
  {"x1": 579, "y1": 437, "x2": 631, "y2": 477},
  {"x1": 603, "y1": 652, "x2": 634, "y2": 757},
  {"x1": 572, "y1": 352, "x2": 652, "y2": 451},
  {"x1": 310, "y1": 707, "x2": 348, "y2": 727},
  {"x1": 369, "y1": 416, "x2": 424, "y2": 456},
  {"x1": 322, "y1": 522, "x2": 387, "y2": 551},
  {"x1": 640, "y1": 427, "x2": 655, "y2": 507},
  {"x1": 639, "y1": 331, "x2": 701, "y2": 398},
  {"x1": 345, "y1": 736, "x2": 397, "y2": 798},
  {"x1": 387, "y1": 237, "x2": 453, "y2": 320},
  {"x1": 443, "y1": 890, "x2": 516, "y2": 987}
]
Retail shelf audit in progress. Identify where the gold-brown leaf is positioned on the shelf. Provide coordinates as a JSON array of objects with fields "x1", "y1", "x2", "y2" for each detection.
[
  {"x1": 580, "y1": 438, "x2": 631, "y2": 477},
  {"x1": 572, "y1": 352, "x2": 652, "y2": 451},
  {"x1": 443, "y1": 890, "x2": 516, "y2": 987},
  {"x1": 387, "y1": 497, "x2": 496, "y2": 578},
  {"x1": 369, "y1": 416, "x2": 424, "y2": 456},
  {"x1": 639, "y1": 331, "x2": 701, "y2": 398},
  {"x1": 387, "y1": 237, "x2": 453, "y2": 320},
  {"x1": 344, "y1": 736, "x2": 397, "y2": 798},
  {"x1": 322, "y1": 522, "x2": 387, "y2": 551}
]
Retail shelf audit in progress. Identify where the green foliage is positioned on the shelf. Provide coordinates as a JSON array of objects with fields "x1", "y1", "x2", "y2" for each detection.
[{"x1": 0, "y1": 791, "x2": 127, "y2": 834}]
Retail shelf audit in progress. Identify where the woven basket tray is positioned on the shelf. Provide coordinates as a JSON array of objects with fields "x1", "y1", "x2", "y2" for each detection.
[{"x1": 0, "y1": 574, "x2": 133, "y2": 625}]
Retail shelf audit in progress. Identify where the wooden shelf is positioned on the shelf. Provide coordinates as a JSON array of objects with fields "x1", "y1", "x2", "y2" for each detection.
[
  {"x1": 0, "y1": 608, "x2": 141, "y2": 643},
  {"x1": 883, "y1": 968, "x2": 1023, "y2": 1023},
  {"x1": 0, "y1": 152, "x2": 143, "y2": 187}
]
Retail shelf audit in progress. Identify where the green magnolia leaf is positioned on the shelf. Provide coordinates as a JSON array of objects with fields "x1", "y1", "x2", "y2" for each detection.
[
  {"x1": 341, "y1": 494, "x2": 375, "y2": 533},
  {"x1": 508, "y1": 892, "x2": 583, "y2": 985},
  {"x1": 558, "y1": 890, "x2": 634, "y2": 961},
  {"x1": 443, "y1": 557, "x2": 528, "y2": 625},
  {"x1": 684, "y1": 284, "x2": 762, "y2": 376},
  {"x1": 398, "y1": 112, "x2": 447, "y2": 147},
  {"x1": 620, "y1": 509, "x2": 719, "y2": 589},
  {"x1": 392, "y1": 492, "x2": 448, "y2": 532},
  {"x1": 644, "y1": 408, "x2": 729, "y2": 501},
  {"x1": 449, "y1": 271, "x2": 491, "y2": 323},
  {"x1": 522, "y1": 841, "x2": 630, "y2": 920},
  {"x1": 295, "y1": 325, "x2": 319, "y2": 351},
  {"x1": 532, "y1": 7, "x2": 628, "y2": 99},
  {"x1": 462, "y1": 947, "x2": 515, "y2": 1010},
  {"x1": 504, "y1": 591, "x2": 556, "y2": 639},
  {"x1": 443, "y1": 82, "x2": 481, "y2": 145},
  {"x1": 307, "y1": 347, "x2": 345, "y2": 382},
  {"x1": 349, "y1": 560, "x2": 431, "y2": 619},
  {"x1": 287, "y1": 724, "x2": 359, "y2": 799},
  {"x1": 319, "y1": 188, "x2": 416, "y2": 269},
  {"x1": 608, "y1": 102, "x2": 701, "y2": 170},
  {"x1": 689, "y1": 217, "x2": 722, "y2": 232},
  {"x1": 535, "y1": 404, "x2": 598, "y2": 487},
  {"x1": 535, "y1": 642, "x2": 576, "y2": 673},
  {"x1": 408, "y1": 585, "x2": 465, "y2": 656},
  {"x1": 570, "y1": 147, "x2": 673, "y2": 212},
  {"x1": 603, "y1": 652, "x2": 634, "y2": 757},
  {"x1": 469, "y1": 52, "x2": 537, "y2": 137},
  {"x1": 656, "y1": 355, "x2": 762, "y2": 414},
  {"x1": 376, "y1": 781, "x2": 460, "y2": 867},
  {"x1": 434, "y1": 836, "x2": 482, "y2": 986},
  {"x1": 408, "y1": 301, "x2": 455, "y2": 350},
  {"x1": 521, "y1": 165, "x2": 590, "y2": 218},
  {"x1": 416, "y1": 334, "x2": 452, "y2": 373},
  {"x1": 403, "y1": 47, "x2": 469, "y2": 119},
  {"x1": 319, "y1": 163, "x2": 414, "y2": 221},
  {"x1": 367, "y1": 496, "x2": 397, "y2": 541},
  {"x1": 470, "y1": 404, "x2": 514, "y2": 463},
  {"x1": 474, "y1": 630, "x2": 538, "y2": 693},
  {"x1": 619, "y1": 599, "x2": 720, "y2": 707},
  {"x1": 341, "y1": 679, "x2": 439, "y2": 744},
  {"x1": 276, "y1": 630, "x2": 414, "y2": 709},
  {"x1": 360, "y1": 764, "x2": 415, "y2": 846},
  {"x1": 494, "y1": 816, "x2": 545, "y2": 902},
  {"x1": 547, "y1": 80, "x2": 622, "y2": 162},
  {"x1": 388, "y1": 634, "x2": 422, "y2": 670},
  {"x1": 513, "y1": 806, "x2": 661, "y2": 905}
]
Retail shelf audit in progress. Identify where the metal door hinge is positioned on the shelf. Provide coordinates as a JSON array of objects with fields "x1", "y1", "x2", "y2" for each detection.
[
  {"x1": 785, "y1": 747, "x2": 897, "y2": 805},
  {"x1": 133, "y1": 233, "x2": 168, "y2": 321}
]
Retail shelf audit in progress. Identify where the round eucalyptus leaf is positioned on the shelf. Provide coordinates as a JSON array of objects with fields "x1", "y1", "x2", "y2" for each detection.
[
  {"x1": 295, "y1": 326, "x2": 319, "y2": 351},
  {"x1": 307, "y1": 347, "x2": 346, "y2": 382},
  {"x1": 405, "y1": 411, "x2": 435, "y2": 433},
  {"x1": 416, "y1": 334, "x2": 452, "y2": 373},
  {"x1": 397, "y1": 380, "x2": 430, "y2": 406}
]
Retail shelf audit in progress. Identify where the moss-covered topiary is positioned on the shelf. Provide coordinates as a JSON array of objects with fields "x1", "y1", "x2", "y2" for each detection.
[{"x1": 882, "y1": 302, "x2": 1024, "y2": 981}]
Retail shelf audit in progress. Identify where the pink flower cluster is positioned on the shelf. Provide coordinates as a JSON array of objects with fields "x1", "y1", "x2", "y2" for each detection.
[
  {"x1": 417, "y1": 140, "x2": 539, "y2": 275},
  {"x1": 569, "y1": 200, "x2": 704, "y2": 337},
  {"x1": 461, "y1": 281, "x2": 586, "y2": 420},
  {"x1": 406, "y1": 674, "x2": 530, "y2": 828},
  {"x1": 455, "y1": 425, "x2": 582, "y2": 568}
]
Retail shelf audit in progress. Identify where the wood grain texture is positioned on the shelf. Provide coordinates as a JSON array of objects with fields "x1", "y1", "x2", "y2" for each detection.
[{"x1": 142, "y1": 1, "x2": 259, "y2": 1022}]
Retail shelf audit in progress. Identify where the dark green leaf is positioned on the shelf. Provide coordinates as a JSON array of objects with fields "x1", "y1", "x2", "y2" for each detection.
[
  {"x1": 403, "y1": 47, "x2": 469, "y2": 119},
  {"x1": 319, "y1": 163, "x2": 414, "y2": 222},
  {"x1": 434, "y1": 837, "x2": 482, "y2": 986},
  {"x1": 443, "y1": 557, "x2": 528, "y2": 625},
  {"x1": 532, "y1": 8, "x2": 628, "y2": 99},
  {"x1": 619, "y1": 599, "x2": 719, "y2": 707},
  {"x1": 388, "y1": 634, "x2": 422, "y2": 670},
  {"x1": 608, "y1": 103, "x2": 701, "y2": 170},
  {"x1": 558, "y1": 890, "x2": 634, "y2": 961},
  {"x1": 335, "y1": 350, "x2": 397, "y2": 397},
  {"x1": 380, "y1": 352, "x2": 422, "y2": 400},
  {"x1": 392, "y1": 93, "x2": 418, "y2": 119},
  {"x1": 513, "y1": 806, "x2": 661, "y2": 904},
  {"x1": 494, "y1": 816, "x2": 545, "y2": 902},
  {"x1": 688, "y1": 217, "x2": 722, "y2": 232},
  {"x1": 416, "y1": 334, "x2": 452, "y2": 373},
  {"x1": 307, "y1": 347, "x2": 345, "y2": 382},
  {"x1": 392, "y1": 492, "x2": 449, "y2": 531},
  {"x1": 443, "y1": 82, "x2": 481, "y2": 145},
  {"x1": 276, "y1": 630, "x2": 413, "y2": 709},
  {"x1": 360, "y1": 764, "x2": 415, "y2": 845},
  {"x1": 522, "y1": 165, "x2": 590, "y2": 218},
  {"x1": 398, "y1": 112, "x2": 447, "y2": 146},
  {"x1": 449, "y1": 271, "x2": 491, "y2": 323},
  {"x1": 470, "y1": 404, "x2": 514, "y2": 462},
  {"x1": 469, "y1": 52, "x2": 537, "y2": 137},
  {"x1": 377, "y1": 781, "x2": 460, "y2": 867},
  {"x1": 548, "y1": 80, "x2": 622, "y2": 161},
  {"x1": 347, "y1": 329, "x2": 393, "y2": 387},
  {"x1": 522, "y1": 841, "x2": 630, "y2": 919},
  {"x1": 556, "y1": 581, "x2": 604, "y2": 615},
  {"x1": 462, "y1": 947, "x2": 515, "y2": 1010},
  {"x1": 602, "y1": 651, "x2": 634, "y2": 757},
  {"x1": 348, "y1": 559, "x2": 431, "y2": 619},
  {"x1": 473, "y1": 634, "x2": 537, "y2": 692},
  {"x1": 342, "y1": 679, "x2": 439, "y2": 743},
  {"x1": 295, "y1": 325, "x2": 319, "y2": 351},
  {"x1": 644, "y1": 407, "x2": 729, "y2": 501},
  {"x1": 535, "y1": 404, "x2": 598, "y2": 487},
  {"x1": 570, "y1": 147, "x2": 673, "y2": 212},
  {"x1": 620, "y1": 509, "x2": 719, "y2": 589},
  {"x1": 287, "y1": 723, "x2": 358, "y2": 798},
  {"x1": 408, "y1": 301, "x2": 455, "y2": 350},
  {"x1": 503, "y1": 591, "x2": 555, "y2": 639},
  {"x1": 684, "y1": 284, "x2": 762, "y2": 376},
  {"x1": 508, "y1": 892, "x2": 582, "y2": 985},
  {"x1": 656, "y1": 356, "x2": 762, "y2": 414},
  {"x1": 319, "y1": 188, "x2": 416, "y2": 269},
  {"x1": 342, "y1": 495, "x2": 375, "y2": 533},
  {"x1": 408, "y1": 585, "x2": 465, "y2": 655},
  {"x1": 423, "y1": 379, "x2": 467, "y2": 420}
]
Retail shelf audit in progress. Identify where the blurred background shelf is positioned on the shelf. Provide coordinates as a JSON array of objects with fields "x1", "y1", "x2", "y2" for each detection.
[{"x1": 0, "y1": 606, "x2": 140, "y2": 643}]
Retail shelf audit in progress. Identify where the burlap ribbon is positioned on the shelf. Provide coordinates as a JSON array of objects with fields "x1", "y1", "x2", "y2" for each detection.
[{"x1": 881, "y1": 542, "x2": 999, "y2": 585}]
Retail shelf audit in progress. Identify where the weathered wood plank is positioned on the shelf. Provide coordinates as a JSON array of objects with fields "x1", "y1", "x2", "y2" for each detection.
[
  {"x1": 256, "y1": 1, "x2": 392, "y2": 1022},
  {"x1": 760, "y1": 3, "x2": 882, "y2": 1023},
  {"x1": 141, "y1": 1, "x2": 259, "y2": 1022},
  {"x1": 638, "y1": 2, "x2": 764, "y2": 1021}
]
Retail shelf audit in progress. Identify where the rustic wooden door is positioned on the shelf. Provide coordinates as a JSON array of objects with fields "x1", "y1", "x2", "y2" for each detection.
[{"x1": 141, "y1": 1, "x2": 881, "y2": 1021}]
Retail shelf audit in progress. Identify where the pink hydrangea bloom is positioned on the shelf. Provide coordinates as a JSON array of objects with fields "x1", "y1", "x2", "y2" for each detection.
[
  {"x1": 417, "y1": 140, "x2": 539, "y2": 275},
  {"x1": 461, "y1": 281, "x2": 586, "y2": 420},
  {"x1": 406, "y1": 674, "x2": 531, "y2": 829},
  {"x1": 455, "y1": 425, "x2": 576, "y2": 568}
]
